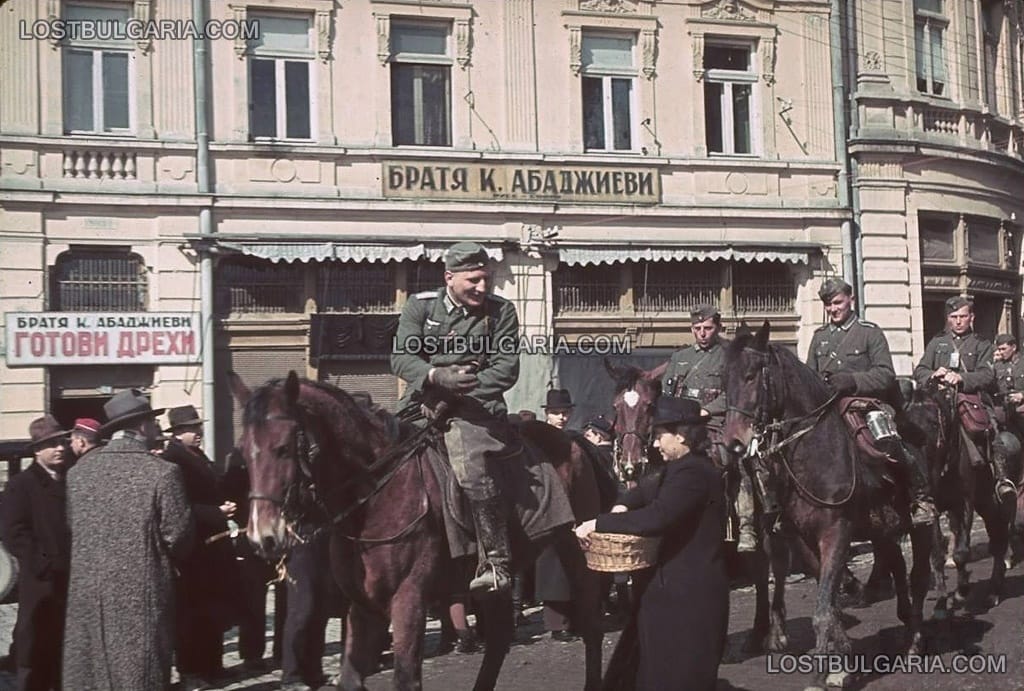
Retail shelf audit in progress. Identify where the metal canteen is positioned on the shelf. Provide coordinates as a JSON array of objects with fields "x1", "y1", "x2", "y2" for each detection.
[{"x1": 866, "y1": 410, "x2": 898, "y2": 441}]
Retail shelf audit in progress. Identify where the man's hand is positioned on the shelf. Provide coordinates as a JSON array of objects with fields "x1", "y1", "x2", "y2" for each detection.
[
  {"x1": 1009, "y1": 392, "x2": 1023, "y2": 405},
  {"x1": 828, "y1": 372, "x2": 857, "y2": 395},
  {"x1": 430, "y1": 365, "x2": 479, "y2": 393}
]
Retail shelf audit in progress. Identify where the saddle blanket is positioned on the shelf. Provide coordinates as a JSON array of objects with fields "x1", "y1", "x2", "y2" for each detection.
[{"x1": 424, "y1": 435, "x2": 577, "y2": 559}]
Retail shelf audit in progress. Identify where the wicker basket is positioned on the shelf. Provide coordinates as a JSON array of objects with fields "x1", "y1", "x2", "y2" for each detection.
[{"x1": 584, "y1": 532, "x2": 661, "y2": 573}]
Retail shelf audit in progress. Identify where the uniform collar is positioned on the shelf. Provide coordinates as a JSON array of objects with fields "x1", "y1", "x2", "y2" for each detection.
[
  {"x1": 945, "y1": 330, "x2": 972, "y2": 341},
  {"x1": 443, "y1": 288, "x2": 484, "y2": 316},
  {"x1": 830, "y1": 312, "x2": 858, "y2": 332},
  {"x1": 695, "y1": 338, "x2": 720, "y2": 352}
]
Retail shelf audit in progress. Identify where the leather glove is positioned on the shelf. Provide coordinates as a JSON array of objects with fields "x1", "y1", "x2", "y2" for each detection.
[
  {"x1": 430, "y1": 365, "x2": 478, "y2": 393},
  {"x1": 828, "y1": 372, "x2": 857, "y2": 395}
]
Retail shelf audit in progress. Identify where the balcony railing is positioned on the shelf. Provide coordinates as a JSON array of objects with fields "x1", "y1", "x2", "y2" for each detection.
[{"x1": 62, "y1": 149, "x2": 138, "y2": 180}]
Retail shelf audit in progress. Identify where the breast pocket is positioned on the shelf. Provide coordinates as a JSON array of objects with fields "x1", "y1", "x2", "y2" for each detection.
[
  {"x1": 962, "y1": 351, "x2": 978, "y2": 371},
  {"x1": 844, "y1": 348, "x2": 870, "y2": 371}
]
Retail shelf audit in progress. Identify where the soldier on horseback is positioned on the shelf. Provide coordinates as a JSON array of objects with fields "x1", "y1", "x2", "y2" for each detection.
[
  {"x1": 809, "y1": 278, "x2": 937, "y2": 526},
  {"x1": 993, "y1": 334, "x2": 1024, "y2": 444},
  {"x1": 915, "y1": 296, "x2": 1017, "y2": 502},
  {"x1": 391, "y1": 241, "x2": 519, "y2": 595},
  {"x1": 661, "y1": 305, "x2": 759, "y2": 551}
]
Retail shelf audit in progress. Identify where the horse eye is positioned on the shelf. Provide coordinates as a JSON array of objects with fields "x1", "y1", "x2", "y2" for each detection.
[
  {"x1": 273, "y1": 443, "x2": 290, "y2": 457},
  {"x1": 744, "y1": 371, "x2": 757, "y2": 382}
]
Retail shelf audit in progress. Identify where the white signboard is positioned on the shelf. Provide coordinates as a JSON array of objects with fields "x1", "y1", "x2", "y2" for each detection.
[{"x1": 4, "y1": 312, "x2": 202, "y2": 366}]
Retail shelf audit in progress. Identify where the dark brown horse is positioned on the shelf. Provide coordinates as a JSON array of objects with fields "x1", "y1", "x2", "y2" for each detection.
[
  {"x1": 229, "y1": 371, "x2": 606, "y2": 690},
  {"x1": 721, "y1": 322, "x2": 932, "y2": 689},
  {"x1": 604, "y1": 358, "x2": 667, "y2": 482},
  {"x1": 898, "y1": 381, "x2": 1019, "y2": 613}
]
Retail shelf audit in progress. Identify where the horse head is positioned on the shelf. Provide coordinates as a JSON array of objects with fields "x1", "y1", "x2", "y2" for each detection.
[
  {"x1": 721, "y1": 321, "x2": 774, "y2": 457},
  {"x1": 604, "y1": 357, "x2": 667, "y2": 478}
]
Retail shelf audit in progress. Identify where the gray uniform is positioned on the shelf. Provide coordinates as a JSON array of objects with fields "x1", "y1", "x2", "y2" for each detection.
[
  {"x1": 994, "y1": 355, "x2": 1024, "y2": 398},
  {"x1": 913, "y1": 332, "x2": 995, "y2": 394},
  {"x1": 661, "y1": 339, "x2": 728, "y2": 420},
  {"x1": 806, "y1": 312, "x2": 895, "y2": 398}
]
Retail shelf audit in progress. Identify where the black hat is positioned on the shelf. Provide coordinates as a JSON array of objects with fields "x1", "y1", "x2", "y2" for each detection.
[
  {"x1": 27, "y1": 415, "x2": 69, "y2": 450},
  {"x1": 584, "y1": 415, "x2": 614, "y2": 438},
  {"x1": 995, "y1": 333, "x2": 1017, "y2": 347},
  {"x1": 650, "y1": 397, "x2": 710, "y2": 428},
  {"x1": 944, "y1": 296, "x2": 972, "y2": 316},
  {"x1": 819, "y1": 277, "x2": 853, "y2": 302},
  {"x1": 543, "y1": 389, "x2": 574, "y2": 410},
  {"x1": 164, "y1": 405, "x2": 204, "y2": 432},
  {"x1": 690, "y1": 304, "x2": 721, "y2": 323},
  {"x1": 101, "y1": 389, "x2": 164, "y2": 435},
  {"x1": 444, "y1": 242, "x2": 490, "y2": 272}
]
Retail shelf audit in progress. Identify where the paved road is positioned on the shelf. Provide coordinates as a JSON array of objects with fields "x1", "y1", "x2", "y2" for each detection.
[{"x1": 1, "y1": 523, "x2": 1021, "y2": 690}]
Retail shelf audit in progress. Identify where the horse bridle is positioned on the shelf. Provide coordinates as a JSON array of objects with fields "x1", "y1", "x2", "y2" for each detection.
[
  {"x1": 248, "y1": 409, "x2": 328, "y2": 527},
  {"x1": 612, "y1": 387, "x2": 653, "y2": 478}
]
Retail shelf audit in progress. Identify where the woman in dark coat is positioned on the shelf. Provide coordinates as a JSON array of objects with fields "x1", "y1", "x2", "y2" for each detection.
[{"x1": 576, "y1": 396, "x2": 728, "y2": 691}]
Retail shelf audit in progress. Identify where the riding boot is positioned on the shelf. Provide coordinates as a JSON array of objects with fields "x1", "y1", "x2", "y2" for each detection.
[
  {"x1": 736, "y1": 471, "x2": 758, "y2": 552},
  {"x1": 469, "y1": 498, "x2": 513, "y2": 595},
  {"x1": 990, "y1": 447, "x2": 1018, "y2": 501},
  {"x1": 891, "y1": 441, "x2": 936, "y2": 526}
]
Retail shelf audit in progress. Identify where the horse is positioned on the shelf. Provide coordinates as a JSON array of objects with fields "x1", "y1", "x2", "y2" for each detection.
[
  {"x1": 721, "y1": 322, "x2": 932, "y2": 690},
  {"x1": 603, "y1": 357, "x2": 791, "y2": 654},
  {"x1": 229, "y1": 371, "x2": 607, "y2": 691},
  {"x1": 898, "y1": 381, "x2": 1019, "y2": 613}
]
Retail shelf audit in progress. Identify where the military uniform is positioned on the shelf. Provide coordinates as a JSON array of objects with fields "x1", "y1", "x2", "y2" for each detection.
[
  {"x1": 806, "y1": 312, "x2": 895, "y2": 398},
  {"x1": 661, "y1": 339, "x2": 728, "y2": 419},
  {"x1": 913, "y1": 331, "x2": 995, "y2": 394},
  {"x1": 994, "y1": 355, "x2": 1024, "y2": 399}
]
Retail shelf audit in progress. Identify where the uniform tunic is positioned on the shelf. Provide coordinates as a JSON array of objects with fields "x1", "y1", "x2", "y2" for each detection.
[
  {"x1": 806, "y1": 312, "x2": 895, "y2": 398},
  {"x1": 913, "y1": 331, "x2": 995, "y2": 394},
  {"x1": 660, "y1": 339, "x2": 728, "y2": 419},
  {"x1": 994, "y1": 355, "x2": 1024, "y2": 398}
]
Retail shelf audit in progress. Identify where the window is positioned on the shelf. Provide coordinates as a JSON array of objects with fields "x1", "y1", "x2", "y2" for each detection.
[
  {"x1": 966, "y1": 216, "x2": 1000, "y2": 266},
  {"x1": 62, "y1": 5, "x2": 133, "y2": 134},
  {"x1": 980, "y1": 0, "x2": 1001, "y2": 112},
  {"x1": 581, "y1": 34, "x2": 636, "y2": 152},
  {"x1": 406, "y1": 259, "x2": 445, "y2": 296},
  {"x1": 704, "y1": 43, "x2": 757, "y2": 155},
  {"x1": 317, "y1": 263, "x2": 396, "y2": 313},
  {"x1": 391, "y1": 23, "x2": 451, "y2": 147},
  {"x1": 51, "y1": 248, "x2": 147, "y2": 311},
  {"x1": 216, "y1": 257, "x2": 305, "y2": 315},
  {"x1": 554, "y1": 265, "x2": 621, "y2": 313},
  {"x1": 249, "y1": 14, "x2": 314, "y2": 140},
  {"x1": 914, "y1": 0, "x2": 948, "y2": 96},
  {"x1": 919, "y1": 212, "x2": 956, "y2": 261},
  {"x1": 734, "y1": 263, "x2": 796, "y2": 314},
  {"x1": 635, "y1": 261, "x2": 720, "y2": 313}
]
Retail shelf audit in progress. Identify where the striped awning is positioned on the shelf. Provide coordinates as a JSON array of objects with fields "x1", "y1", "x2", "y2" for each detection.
[
  {"x1": 557, "y1": 244, "x2": 815, "y2": 266},
  {"x1": 216, "y1": 241, "x2": 504, "y2": 264}
]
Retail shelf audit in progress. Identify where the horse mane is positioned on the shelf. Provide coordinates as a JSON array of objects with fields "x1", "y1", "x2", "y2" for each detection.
[
  {"x1": 766, "y1": 343, "x2": 831, "y2": 406},
  {"x1": 612, "y1": 365, "x2": 660, "y2": 396}
]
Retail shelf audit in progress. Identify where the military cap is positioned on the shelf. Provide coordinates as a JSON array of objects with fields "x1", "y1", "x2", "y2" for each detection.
[
  {"x1": 444, "y1": 242, "x2": 490, "y2": 272},
  {"x1": 995, "y1": 333, "x2": 1017, "y2": 347},
  {"x1": 944, "y1": 296, "x2": 972, "y2": 315},
  {"x1": 690, "y1": 304, "x2": 721, "y2": 323},
  {"x1": 818, "y1": 277, "x2": 853, "y2": 302}
]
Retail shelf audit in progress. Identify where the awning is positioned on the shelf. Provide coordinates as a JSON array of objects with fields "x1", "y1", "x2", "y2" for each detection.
[
  {"x1": 216, "y1": 241, "x2": 504, "y2": 264},
  {"x1": 557, "y1": 245, "x2": 815, "y2": 266}
]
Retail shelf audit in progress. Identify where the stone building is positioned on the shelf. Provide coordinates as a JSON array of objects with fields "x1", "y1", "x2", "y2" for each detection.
[{"x1": 1, "y1": 0, "x2": 1022, "y2": 458}]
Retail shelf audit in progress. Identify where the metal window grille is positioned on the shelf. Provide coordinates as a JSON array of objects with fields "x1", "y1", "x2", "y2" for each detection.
[
  {"x1": 52, "y1": 249, "x2": 147, "y2": 311},
  {"x1": 406, "y1": 260, "x2": 445, "y2": 297},
  {"x1": 215, "y1": 258, "x2": 304, "y2": 314},
  {"x1": 634, "y1": 261, "x2": 719, "y2": 313},
  {"x1": 317, "y1": 262, "x2": 397, "y2": 313},
  {"x1": 733, "y1": 262, "x2": 795, "y2": 314},
  {"x1": 554, "y1": 264, "x2": 621, "y2": 314}
]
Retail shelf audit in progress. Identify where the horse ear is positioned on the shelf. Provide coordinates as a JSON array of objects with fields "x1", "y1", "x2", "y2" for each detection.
[
  {"x1": 227, "y1": 370, "x2": 251, "y2": 406},
  {"x1": 285, "y1": 370, "x2": 301, "y2": 406},
  {"x1": 754, "y1": 320, "x2": 771, "y2": 351},
  {"x1": 604, "y1": 357, "x2": 624, "y2": 380},
  {"x1": 644, "y1": 360, "x2": 669, "y2": 381}
]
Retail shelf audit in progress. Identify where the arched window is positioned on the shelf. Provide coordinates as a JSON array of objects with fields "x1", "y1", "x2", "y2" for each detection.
[{"x1": 51, "y1": 248, "x2": 147, "y2": 311}]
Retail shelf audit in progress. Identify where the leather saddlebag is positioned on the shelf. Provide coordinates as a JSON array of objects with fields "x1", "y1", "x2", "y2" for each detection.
[{"x1": 957, "y1": 392, "x2": 992, "y2": 436}]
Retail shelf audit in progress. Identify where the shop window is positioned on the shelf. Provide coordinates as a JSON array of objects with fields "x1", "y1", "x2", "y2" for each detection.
[
  {"x1": 406, "y1": 259, "x2": 445, "y2": 296},
  {"x1": 634, "y1": 261, "x2": 719, "y2": 313},
  {"x1": 554, "y1": 264, "x2": 621, "y2": 313},
  {"x1": 248, "y1": 13, "x2": 314, "y2": 140},
  {"x1": 317, "y1": 262, "x2": 397, "y2": 313},
  {"x1": 914, "y1": 0, "x2": 948, "y2": 96},
  {"x1": 390, "y1": 22, "x2": 451, "y2": 147},
  {"x1": 919, "y1": 212, "x2": 956, "y2": 261},
  {"x1": 734, "y1": 262, "x2": 795, "y2": 314},
  {"x1": 704, "y1": 42, "x2": 757, "y2": 156},
  {"x1": 62, "y1": 4, "x2": 134, "y2": 134},
  {"x1": 967, "y1": 216, "x2": 1000, "y2": 266},
  {"x1": 215, "y1": 257, "x2": 304, "y2": 315},
  {"x1": 51, "y1": 248, "x2": 147, "y2": 311},
  {"x1": 581, "y1": 33, "x2": 636, "y2": 152}
]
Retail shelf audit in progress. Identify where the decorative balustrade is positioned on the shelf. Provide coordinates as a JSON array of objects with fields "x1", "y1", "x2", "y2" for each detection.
[
  {"x1": 898, "y1": 100, "x2": 1024, "y2": 161},
  {"x1": 921, "y1": 108, "x2": 959, "y2": 135},
  {"x1": 62, "y1": 149, "x2": 137, "y2": 180}
]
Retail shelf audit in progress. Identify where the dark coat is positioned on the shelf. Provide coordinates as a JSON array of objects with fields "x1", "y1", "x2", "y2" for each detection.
[
  {"x1": 62, "y1": 434, "x2": 194, "y2": 691},
  {"x1": 596, "y1": 453, "x2": 728, "y2": 691},
  {"x1": 0, "y1": 462, "x2": 71, "y2": 684}
]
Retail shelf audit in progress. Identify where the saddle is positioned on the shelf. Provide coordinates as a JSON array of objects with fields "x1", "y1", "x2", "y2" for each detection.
[{"x1": 838, "y1": 396, "x2": 894, "y2": 463}]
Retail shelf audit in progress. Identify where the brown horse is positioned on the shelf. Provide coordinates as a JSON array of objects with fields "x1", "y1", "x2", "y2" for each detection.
[
  {"x1": 721, "y1": 322, "x2": 932, "y2": 689},
  {"x1": 898, "y1": 381, "x2": 1019, "y2": 613},
  {"x1": 604, "y1": 358, "x2": 666, "y2": 481},
  {"x1": 229, "y1": 371, "x2": 606, "y2": 691}
]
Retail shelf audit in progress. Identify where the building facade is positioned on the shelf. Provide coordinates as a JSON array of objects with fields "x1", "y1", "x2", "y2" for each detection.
[{"x1": 2, "y1": 0, "x2": 1021, "y2": 459}]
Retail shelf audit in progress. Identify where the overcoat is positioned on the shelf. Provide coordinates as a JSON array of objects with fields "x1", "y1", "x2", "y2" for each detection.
[
  {"x1": 596, "y1": 452, "x2": 727, "y2": 691},
  {"x1": 62, "y1": 435, "x2": 193, "y2": 690}
]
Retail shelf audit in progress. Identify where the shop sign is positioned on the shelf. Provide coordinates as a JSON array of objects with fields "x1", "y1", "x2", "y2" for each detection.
[
  {"x1": 383, "y1": 161, "x2": 660, "y2": 203},
  {"x1": 4, "y1": 312, "x2": 201, "y2": 366}
]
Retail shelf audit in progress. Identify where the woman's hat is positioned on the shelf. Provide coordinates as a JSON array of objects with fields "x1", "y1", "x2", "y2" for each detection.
[
  {"x1": 584, "y1": 415, "x2": 614, "y2": 438},
  {"x1": 27, "y1": 415, "x2": 69, "y2": 450},
  {"x1": 164, "y1": 405, "x2": 205, "y2": 432},
  {"x1": 543, "y1": 389, "x2": 575, "y2": 410},
  {"x1": 651, "y1": 397, "x2": 710, "y2": 428},
  {"x1": 101, "y1": 389, "x2": 164, "y2": 435}
]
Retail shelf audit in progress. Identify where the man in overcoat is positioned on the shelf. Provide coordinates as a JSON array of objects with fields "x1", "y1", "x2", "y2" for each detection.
[
  {"x1": 62, "y1": 389, "x2": 194, "y2": 690},
  {"x1": 391, "y1": 241, "x2": 520, "y2": 594},
  {"x1": 0, "y1": 415, "x2": 72, "y2": 691},
  {"x1": 809, "y1": 278, "x2": 936, "y2": 525}
]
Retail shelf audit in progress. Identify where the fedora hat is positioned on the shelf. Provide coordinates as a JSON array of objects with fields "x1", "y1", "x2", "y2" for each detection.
[
  {"x1": 651, "y1": 397, "x2": 710, "y2": 428},
  {"x1": 27, "y1": 415, "x2": 69, "y2": 450},
  {"x1": 543, "y1": 389, "x2": 574, "y2": 410},
  {"x1": 101, "y1": 389, "x2": 164, "y2": 435},
  {"x1": 164, "y1": 405, "x2": 204, "y2": 432}
]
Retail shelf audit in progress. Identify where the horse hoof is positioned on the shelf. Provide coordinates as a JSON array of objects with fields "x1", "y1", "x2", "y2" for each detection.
[
  {"x1": 803, "y1": 686, "x2": 827, "y2": 691},
  {"x1": 944, "y1": 557, "x2": 955, "y2": 569},
  {"x1": 951, "y1": 592, "x2": 967, "y2": 609},
  {"x1": 766, "y1": 634, "x2": 788, "y2": 652},
  {"x1": 826, "y1": 671, "x2": 849, "y2": 688},
  {"x1": 985, "y1": 593, "x2": 1000, "y2": 609}
]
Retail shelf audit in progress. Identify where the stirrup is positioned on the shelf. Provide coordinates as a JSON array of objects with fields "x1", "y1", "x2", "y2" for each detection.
[
  {"x1": 995, "y1": 479, "x2": 1017, "y2": 499},
  {"x1": 737, "y1": 527, "x2": 758, "y2": 553},
  {"x1": 470, "y1": 561, "x2": 511, "y2": 594},
  {"x1": 910, "y1": 501, "x2": 937, "y2": 526}
]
